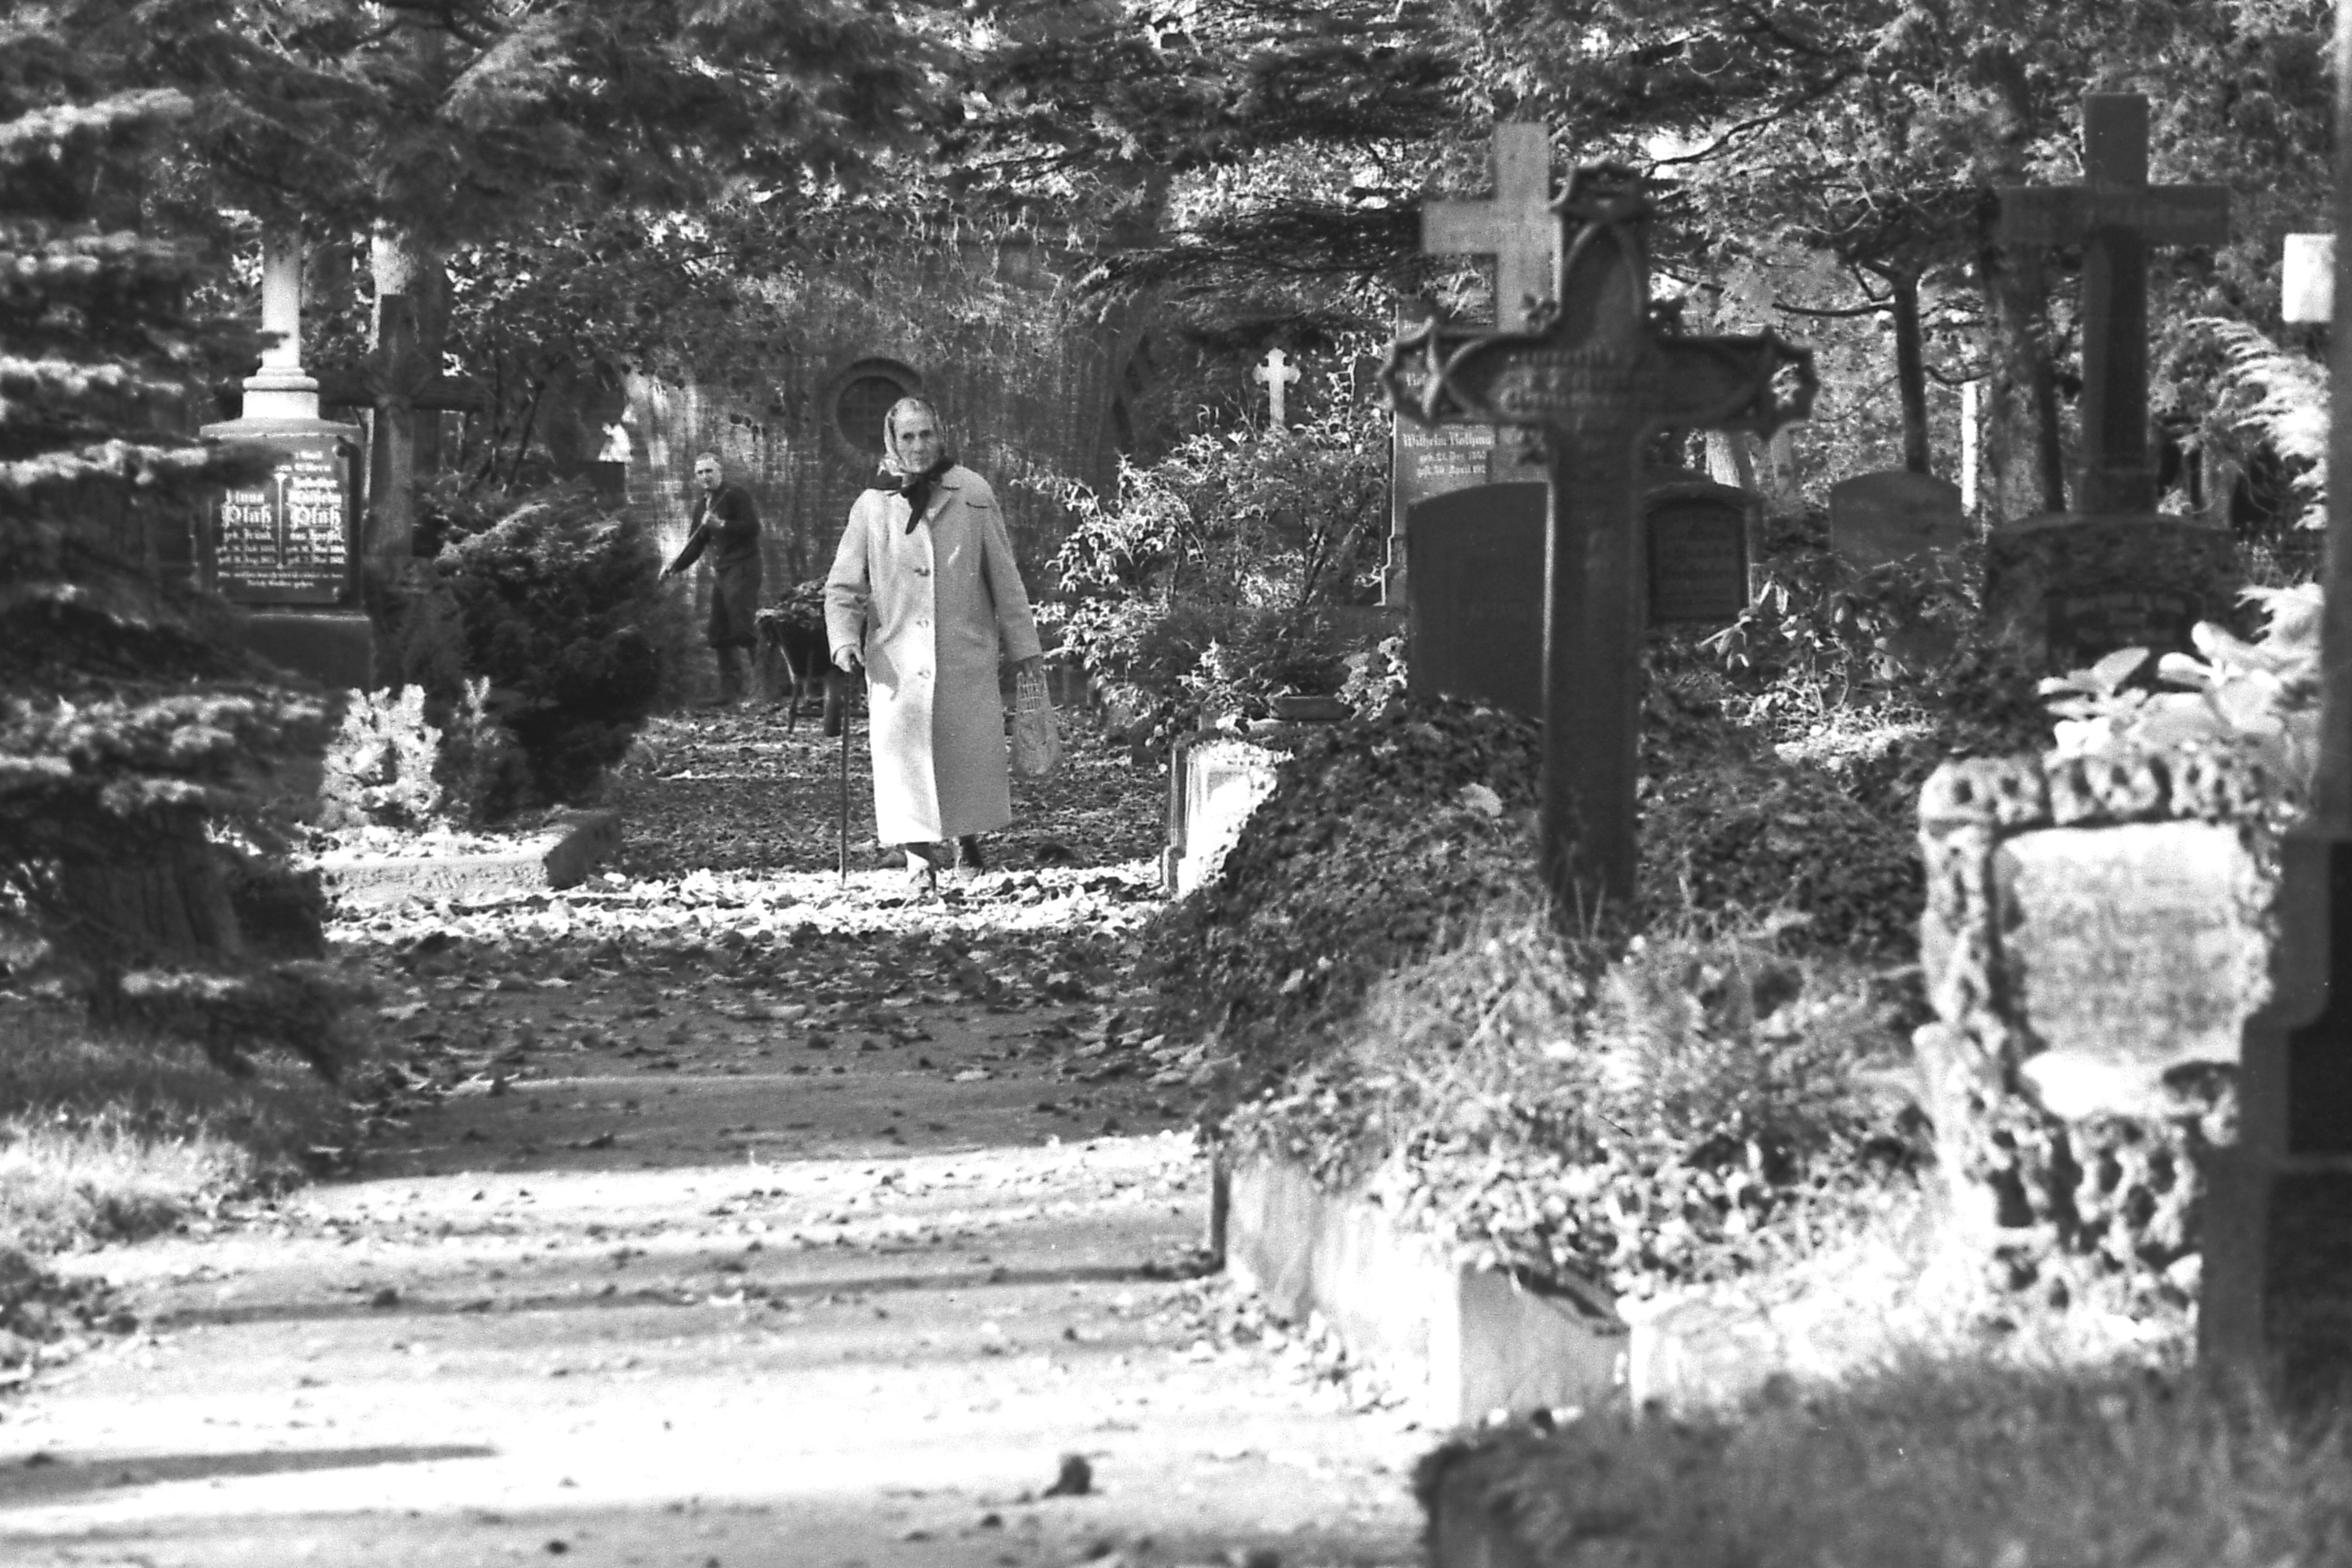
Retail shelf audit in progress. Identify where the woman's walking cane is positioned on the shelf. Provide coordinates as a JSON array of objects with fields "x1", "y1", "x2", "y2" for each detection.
[{"x1": 822, "y1": 670, "x2": 853, "y2": 885}]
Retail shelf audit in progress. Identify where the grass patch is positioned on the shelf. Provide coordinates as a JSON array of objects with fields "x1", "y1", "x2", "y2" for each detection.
[
  {"x1": 0, "y1": 999, "x2": 356, "y2": 1253},
  {"x1": 1421, "y1": 1352, "x2": 2351, "y2": 1568}
]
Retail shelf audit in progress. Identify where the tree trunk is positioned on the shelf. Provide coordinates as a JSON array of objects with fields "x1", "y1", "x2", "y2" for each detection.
[
  {"x1": 368, "y1": 225, "x2": 427, "y2": 582},
  {"x1": 1890, "y1": 269, "x2": 1932, "y2": 475},
  {"x1": 1974, "y1": 199, "x2": 2069, "y2": 519}
]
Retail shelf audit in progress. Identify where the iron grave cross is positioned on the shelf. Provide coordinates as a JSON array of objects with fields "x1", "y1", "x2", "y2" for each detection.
[
  {"x1": 2000, "y1": 93, "x2": 2228, "y2": 514},
  {"x1": 1383, "y1": 165, "x2": 1816, "y2": 918}
]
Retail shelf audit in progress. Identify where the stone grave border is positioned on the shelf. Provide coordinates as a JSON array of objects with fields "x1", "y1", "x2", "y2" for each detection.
[
  {"x1": 1212, "y1": 1155, "x2": 1625, "y2": 1427},
  {"x1": 1208, "y1": 746, "x2": 2302, "y2": 1430},
  {"x1": 311, "y1": 808, "x2": 623, "y2": 908}
]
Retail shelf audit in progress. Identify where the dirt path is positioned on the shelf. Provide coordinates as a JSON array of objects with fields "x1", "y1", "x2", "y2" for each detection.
[{"x1": 0, "y1": 716, "x2": 1428, "y2": 1568}]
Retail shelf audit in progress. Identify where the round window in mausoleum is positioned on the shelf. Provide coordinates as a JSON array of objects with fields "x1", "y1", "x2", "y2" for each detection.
[{"x1": 833, "y1": 361, "x2": 921, "y2": 454}]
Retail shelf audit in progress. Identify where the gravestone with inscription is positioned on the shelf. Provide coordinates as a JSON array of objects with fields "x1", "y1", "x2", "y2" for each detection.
[
  {"x1": 1384, "y1": 161, "x2": 1815, "y2": 913},
  {"x1": 1985, "y1": 93, "x2": 2239, "y2": 673},
  {"x1": 199, "y1": 231, "x2": 371, "y2": 689},
  {"x1": 1830, "y1": 469, "x2": 1967, "y2": 573},
  {"x1": 1408, "y1": 476, "x2": 1757, "y2": 722}
]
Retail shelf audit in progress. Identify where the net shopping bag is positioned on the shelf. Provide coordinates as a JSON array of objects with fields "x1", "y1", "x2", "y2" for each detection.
[{"x1": 1010, "y1": 665, "x2": 1063, "y2": 779}]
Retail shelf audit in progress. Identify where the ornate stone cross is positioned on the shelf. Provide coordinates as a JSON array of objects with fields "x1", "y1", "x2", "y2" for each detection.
[
  {"x1": 1999, "y1": 93, "x2": 2228, "y2": 514},
  {"x1": 1382, "y1": 165, "x2": 1816, "y2": 917},
  {"x1": 1423, "y1": 122, "x2": 1556, "y2": 331},
  {"x1": 1254, "y1": 347, "x2": 1301, "y2": 428}
]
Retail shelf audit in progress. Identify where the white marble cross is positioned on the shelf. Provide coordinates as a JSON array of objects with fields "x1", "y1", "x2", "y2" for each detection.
[{"x1": 1254, "y1": 347, "x2": 1301, "y2": 427}]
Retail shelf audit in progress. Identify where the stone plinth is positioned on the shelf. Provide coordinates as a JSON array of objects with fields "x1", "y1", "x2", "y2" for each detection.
[
  {"x1": 1983, "y1": 511, "x2": 2240, "y2": 672},
  {"x1": 314, "y1": 810, "x2": 622, "y2": 908},
  {"x1": 1165, "y1": 732, "x2": 1291, "y2": 897},
  {"x1": 1220, "y1": 1155, "x2": 1624, "y2": 1426}
]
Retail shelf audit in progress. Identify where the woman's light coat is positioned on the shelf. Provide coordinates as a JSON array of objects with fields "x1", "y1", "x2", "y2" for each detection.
[{"x1": 825, "y1": 466, "x2": 1043, "y2": 845}]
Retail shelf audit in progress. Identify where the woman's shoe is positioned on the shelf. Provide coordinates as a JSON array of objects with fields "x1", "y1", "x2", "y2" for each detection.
[{"x1": 903, "y1": 846, "x2": 938, "y2": 894}]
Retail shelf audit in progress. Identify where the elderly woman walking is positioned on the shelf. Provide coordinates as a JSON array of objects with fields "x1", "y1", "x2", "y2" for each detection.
[{"x1": 825, "y1": 397, "x2": 1044, "y2": 891}]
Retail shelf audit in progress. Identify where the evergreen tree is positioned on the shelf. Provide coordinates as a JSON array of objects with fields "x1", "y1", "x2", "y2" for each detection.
[{"x1": 0, "y1": 18, "x2": 346, "y2": 1072}]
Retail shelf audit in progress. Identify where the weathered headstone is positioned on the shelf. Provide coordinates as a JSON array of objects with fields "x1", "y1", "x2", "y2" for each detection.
[
  {"x1": 1986, "y1": 93, "x2": 2237, "y2": 672},
  {"x1": 1255, "y1": 347, "x2": 1301, "y2": 429},
  {"x1": 1384, "y1": 164, "x2": 1816, "y2": 912},
  {"x1": 1644, "y1": 473, "x2": 1755, "y2": 622},
  {"x1": 199, "y1": 230, "x2": 371, "y2": 690},
  {"x1": 1829, "y1": 470, "x2": 1967, "y2": 573},
  {"x1": 1386, "y1": 124, "x2": 1556, "y2": 607},
  {"x1": 2201, "y1": 11, "x2": 2352, "y2": 1407}
]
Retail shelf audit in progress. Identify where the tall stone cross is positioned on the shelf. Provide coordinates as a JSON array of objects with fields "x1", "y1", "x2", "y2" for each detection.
[
  {"x1": 1382, "y1": 164, "x2": 1816, "y2": 918},
  {"x1": 1254, "y1": 347, "x2": 1301, "y2": 428},
  {"x1": 1999, "y1": 94, "x2": 2228, "y2": 514},
  {"x1": 1424, "y1": 122, "x2": 1556, "y2": 330}
]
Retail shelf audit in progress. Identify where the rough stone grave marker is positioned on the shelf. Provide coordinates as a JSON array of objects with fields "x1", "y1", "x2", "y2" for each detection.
[
  {"x1": 1987, "y1": 93, "x2": 2238, "y2": 672},
  {"x1": 1383, "y1": 163, "x2": 1816, "y2": 912},
  {"x1": 1830, "y1": 469, "x2": 1967, "y2": 573},
  {"x1": 1386, "y1": 124, "x2": 1554, "y2": 606},
  {"x1": 2202, "y1": 8, "x2": 2352, "y2": 1405}
]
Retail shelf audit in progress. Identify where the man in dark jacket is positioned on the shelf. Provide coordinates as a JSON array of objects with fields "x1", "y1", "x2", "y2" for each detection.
[{"x1": 661, "y1": 451, "x2": 763, "y2": 705}]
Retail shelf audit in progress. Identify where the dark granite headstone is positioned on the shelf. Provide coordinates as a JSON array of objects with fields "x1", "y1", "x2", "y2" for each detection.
[
  {"x1": 1407, "y1": 482, "x2": 1546, "y2": 721},
  {"x1": 1407, "y1": 477, "x2": 1760, "y2": 723},
  {"x1": 205, "y1": 424, "x2": 361, "y2": 604},
  {"x1": 198, "y1": 415, "x2": 371, "y2": 688}
]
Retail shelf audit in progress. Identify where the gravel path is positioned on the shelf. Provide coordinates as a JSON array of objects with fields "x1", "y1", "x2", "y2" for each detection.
[{"x1": 0, "y1": 713, "x2": 1428, "y2": 1568}]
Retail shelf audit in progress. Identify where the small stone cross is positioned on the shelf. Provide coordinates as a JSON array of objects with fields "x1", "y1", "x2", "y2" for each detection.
[
  {"x1": 1383, "y1": 164, "x2": 1816, "y2": 917},
  {"x1": 1254, "y1": 347, "x2": 1301, "y2": 427},
  {"x1": 1999, "y1": 94, "x2": 2228, "y2": 514},
  {"x1": 1422, "y1": 122, "x2": 1556, "y2": 330}
]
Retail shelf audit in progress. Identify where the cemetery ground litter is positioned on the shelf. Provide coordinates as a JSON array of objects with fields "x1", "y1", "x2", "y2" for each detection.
[{"x1": 0, "y1": 706, "x2": 1432, "y2": 1568}]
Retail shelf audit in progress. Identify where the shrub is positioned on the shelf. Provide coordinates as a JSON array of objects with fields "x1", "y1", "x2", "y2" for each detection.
[
  {"x1": 398, "y1": 482, "x2": 666, "y2": 815},
  {"x1": 2040, "y1": 582, "x2": 2321, "y2": 805},
  {"x1": 1032, "y1": 407, "x2": 1387, "y2": 746}
]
